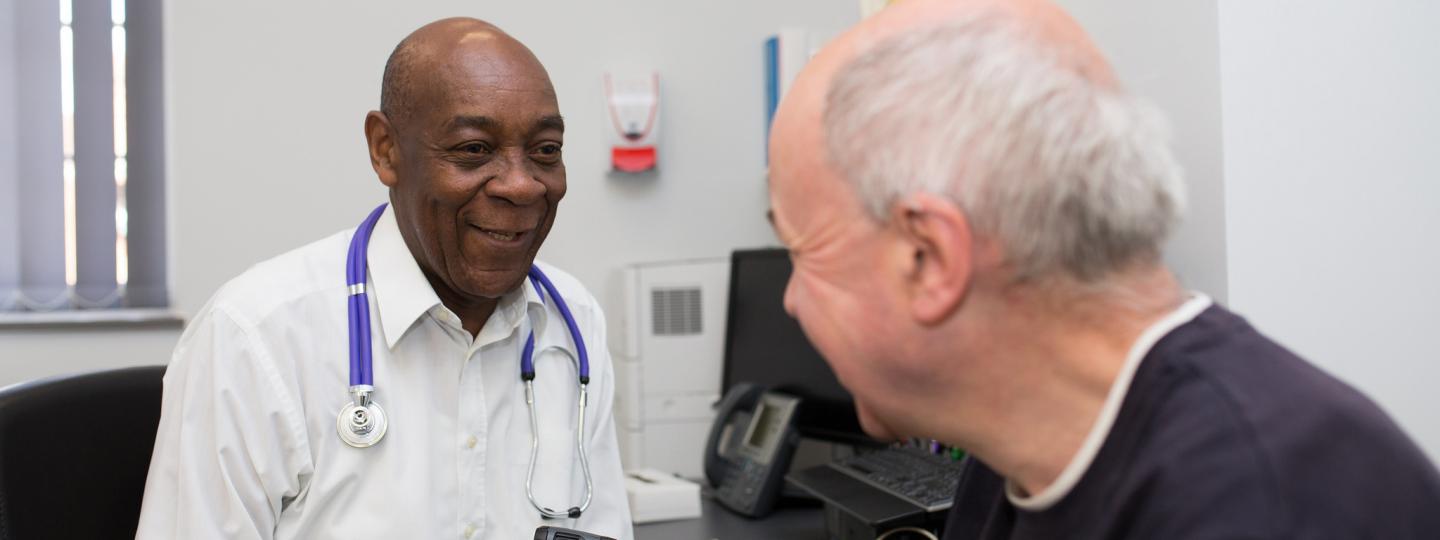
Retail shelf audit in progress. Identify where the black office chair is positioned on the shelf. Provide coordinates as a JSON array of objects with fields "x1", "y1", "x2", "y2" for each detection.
[{"x1": 0, "y1": 366, "x2": 165, "y2": 540}]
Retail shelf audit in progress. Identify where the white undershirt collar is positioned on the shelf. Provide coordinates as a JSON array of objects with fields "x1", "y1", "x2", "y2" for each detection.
[{"x1": 1006, "y1": 292, "x2": 1213, "y2": 511}]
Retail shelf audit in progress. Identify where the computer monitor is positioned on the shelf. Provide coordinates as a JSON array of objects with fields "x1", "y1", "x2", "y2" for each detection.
[{"x1": 722, "y1": 248, "x2": 869, "y2": 444}]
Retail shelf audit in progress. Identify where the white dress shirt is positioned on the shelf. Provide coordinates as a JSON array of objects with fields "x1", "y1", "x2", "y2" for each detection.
[{"x1": 136, "y1": 206, "x2": 633, "y2": 539}]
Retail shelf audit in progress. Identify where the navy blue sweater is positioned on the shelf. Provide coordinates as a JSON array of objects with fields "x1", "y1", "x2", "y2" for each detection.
[{"x1": 942, "y1": 305, "x2": 1440, "y2": 539}]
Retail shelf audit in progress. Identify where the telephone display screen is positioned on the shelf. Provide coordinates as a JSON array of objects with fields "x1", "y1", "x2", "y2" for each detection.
[{"x1": 745, "y1": 401, "x2": 780, "y2": 450}]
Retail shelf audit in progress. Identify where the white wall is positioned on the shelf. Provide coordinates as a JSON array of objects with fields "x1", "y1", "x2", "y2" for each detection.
[
  {"x1": 167, "y1": 0, "x2": 861, "y2": 324},
  {"x1": 1219, "y1": 1, "x2": 1440, "y2": 463},
  {"x1": 0, "y1": 1, "x2": 857, "y2": 385},
  {"x1": 0, "y1": 328, "x2": 177, "y2": 385}
]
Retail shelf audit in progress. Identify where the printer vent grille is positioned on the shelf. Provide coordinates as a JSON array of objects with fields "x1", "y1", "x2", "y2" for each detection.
[{"x1": 651, "y1": 287, "x2": 702, "y2": 336}]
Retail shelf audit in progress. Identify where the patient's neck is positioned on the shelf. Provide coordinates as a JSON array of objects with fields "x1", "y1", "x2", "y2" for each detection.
[{"x1": 941, "y1": 266, "x2": 1185, "y2": 496}]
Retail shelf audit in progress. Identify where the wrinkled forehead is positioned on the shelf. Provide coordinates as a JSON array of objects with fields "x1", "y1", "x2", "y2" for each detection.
[
  {"x1": 768, "y1": 101, "x2": 834, "y2": 229},
  {"x1": 769, "y1": 102, "x2": 825, "y2": 184},
  {"x1": 767, "y1": 87, "x2": 863, "y2": 243},
  {"x1": 412, "y1": 37, "x2": 559, "y2": 133},
  {"x1": 445, "y1": 30, "x2": 554, "y2": 89},
  {"x1": 433, "y1": 66, "x2": 558, "y2": 116}
]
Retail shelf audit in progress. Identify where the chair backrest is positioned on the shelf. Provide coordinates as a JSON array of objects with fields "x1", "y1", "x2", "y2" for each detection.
[{"x1": 0, "y1": 366, "x2": 166, "y2": 540}]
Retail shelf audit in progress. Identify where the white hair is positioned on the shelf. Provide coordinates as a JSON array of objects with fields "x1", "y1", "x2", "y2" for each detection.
[{"x1": 824, "y1": 14, "x2": 1186, "y2": 282}]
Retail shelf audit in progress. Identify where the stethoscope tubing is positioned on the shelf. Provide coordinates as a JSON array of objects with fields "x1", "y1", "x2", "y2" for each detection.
[
  {"x1": 525, "y1": 374, "x2": 594, "y2": 519},
  {"x1": 346, "y1": 203, "x2": 387, "y2": 388},
  {"x1": 522, "y1": 266, "x2": 591, "y2": 383},
  {"x1": 342, "y1": 202, "x2": 595, "y2": 519}
]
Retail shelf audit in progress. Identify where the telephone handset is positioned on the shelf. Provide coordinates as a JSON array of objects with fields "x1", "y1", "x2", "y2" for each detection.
[{"x1": 703, "y1": 382, "x2": 801, "y2": 518}]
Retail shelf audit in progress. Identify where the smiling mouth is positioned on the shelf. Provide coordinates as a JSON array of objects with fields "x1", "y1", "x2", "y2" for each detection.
[
  {"x1": 482, "y1": 229, "x2": 518, "y2": 241},
  {"x1": 473, "y1": 225, "x2": 530, "y2": 244}
]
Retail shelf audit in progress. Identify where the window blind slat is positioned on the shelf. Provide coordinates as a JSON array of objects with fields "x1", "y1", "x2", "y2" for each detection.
[
  {"x1": 73, "y1": 0, "x2": 119, "y2": 307},
  {"x1": 0, "y1": 1, "x2": 21, "y2": 309},
  {"x1": 16, "y1": 0, "x2": 68, "y2": 310},
  {"x1": 125, "y1": 0, "x2": 165, "y2": 308}
]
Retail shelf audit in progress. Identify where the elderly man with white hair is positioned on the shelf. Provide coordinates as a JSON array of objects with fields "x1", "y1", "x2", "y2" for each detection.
[{"x1": 766, "y1": 0, "x2": 1440, "y2": 538}]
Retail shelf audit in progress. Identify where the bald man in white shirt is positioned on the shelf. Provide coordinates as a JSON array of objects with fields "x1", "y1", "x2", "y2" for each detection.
[{"x1": 136, "y1": 18, "x2": 633, "y2": 540}]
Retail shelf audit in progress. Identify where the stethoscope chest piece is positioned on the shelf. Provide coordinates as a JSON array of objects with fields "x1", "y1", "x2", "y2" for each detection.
[{"x1": 337, "y1": 387, "x2": 388, "y2": 448}]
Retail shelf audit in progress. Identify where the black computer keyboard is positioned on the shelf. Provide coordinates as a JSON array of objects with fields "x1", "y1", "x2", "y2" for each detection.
[{"x1": 829, "y1": 446, "x2": 968, "y2": 512}]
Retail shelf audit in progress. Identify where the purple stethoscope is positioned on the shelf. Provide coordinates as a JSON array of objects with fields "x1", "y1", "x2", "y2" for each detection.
[{"x1": 337, "y1": 203, "x2": 595, "y2": 519}]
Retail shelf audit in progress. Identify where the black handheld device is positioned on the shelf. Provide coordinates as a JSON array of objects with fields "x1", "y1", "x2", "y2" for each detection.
[{"x1": 533, "y1": 526, "x2": 617, "y2": 540}]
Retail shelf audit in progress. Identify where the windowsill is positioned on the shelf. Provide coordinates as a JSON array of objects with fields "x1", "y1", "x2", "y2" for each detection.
[{"x1": 0, "y1": 309, "x2": 186, "y2": 330}]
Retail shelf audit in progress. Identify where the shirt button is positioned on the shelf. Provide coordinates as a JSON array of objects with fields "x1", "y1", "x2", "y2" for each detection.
[
  {"x1": 464, "y1": 435, "x2": 478, "y2": 449},
  {"x1": 463, "y1": 523, "x2": 477, "y2": 539}
]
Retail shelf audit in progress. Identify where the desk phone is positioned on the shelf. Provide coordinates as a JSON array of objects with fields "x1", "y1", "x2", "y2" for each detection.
[{"x1": 704, "y1": 383, "x2": 801, "y2": 518}]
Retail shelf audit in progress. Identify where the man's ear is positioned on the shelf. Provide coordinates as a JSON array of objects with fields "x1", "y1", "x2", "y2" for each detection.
[
  {"x1": 890, "y1": 193, "x2": 972, "y2": 325},
  {"x1": 365, "y1": 111, "x2": 400, "y2": 188}
]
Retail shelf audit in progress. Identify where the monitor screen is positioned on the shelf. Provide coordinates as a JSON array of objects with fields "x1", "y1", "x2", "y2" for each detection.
[{"x1": 722, "y1": 248, "x2": 868, "y2": 444}]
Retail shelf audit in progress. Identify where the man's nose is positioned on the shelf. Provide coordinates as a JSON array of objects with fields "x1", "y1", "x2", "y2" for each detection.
[{"x1": 485, "y1": 151, "x2": 548, "y2": 205}]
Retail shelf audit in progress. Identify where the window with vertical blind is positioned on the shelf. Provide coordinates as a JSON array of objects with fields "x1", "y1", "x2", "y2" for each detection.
[{"x1": 0, "y1": 0, "x2": 166, "y2": 318}]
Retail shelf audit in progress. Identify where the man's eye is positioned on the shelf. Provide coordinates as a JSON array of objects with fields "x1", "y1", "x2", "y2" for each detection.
[
  {"x1": 532, "y1": 144, "x2": 562, "y2": 160},
  {"x1": 458, "y1": 143, "x2": 489, "y2": 154}
]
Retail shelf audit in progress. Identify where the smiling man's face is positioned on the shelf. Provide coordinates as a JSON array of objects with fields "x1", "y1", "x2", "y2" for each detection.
[{"x1": 374, "y1": 23, "x2": 565, "y2": 306}]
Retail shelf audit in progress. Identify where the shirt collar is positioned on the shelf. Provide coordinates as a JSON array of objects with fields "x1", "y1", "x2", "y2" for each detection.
[
  {"x1": 366, "y1": 205, "x2": 547, "y2": 349},
  {"x1": 475, "y1": 273, "x2": 548, "y2": 349},
  {"x1": 1005, "y1": 291, "x2": 1214, "y2": 511}
]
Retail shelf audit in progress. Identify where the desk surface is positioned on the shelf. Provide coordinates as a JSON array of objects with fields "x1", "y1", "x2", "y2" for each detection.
[{"x1": 634, "y1": 495, "x2": 826, "y2": 540}]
